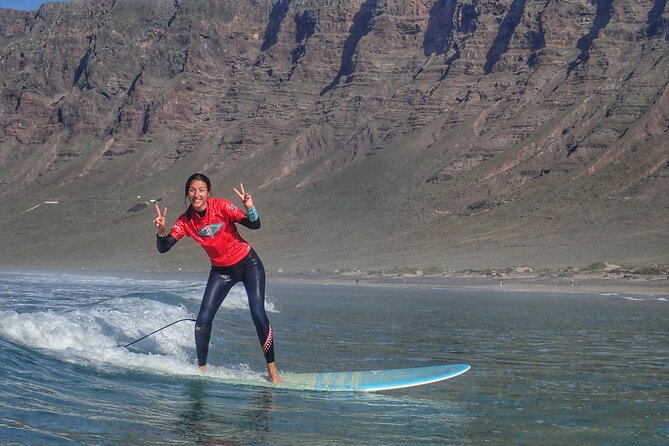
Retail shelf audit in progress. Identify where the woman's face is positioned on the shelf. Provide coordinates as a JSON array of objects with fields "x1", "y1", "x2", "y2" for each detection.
[{"x1": 188, "y1": 179, "x2": 211, "y2": 212}]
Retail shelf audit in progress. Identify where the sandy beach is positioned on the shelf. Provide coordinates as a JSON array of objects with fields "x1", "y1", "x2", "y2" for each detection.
[{"x1": 265, "y1": 269, "x2": 669, "y2": 298}]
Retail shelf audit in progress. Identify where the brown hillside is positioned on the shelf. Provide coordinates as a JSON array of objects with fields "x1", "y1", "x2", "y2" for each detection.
[{"x1": 0, "y1": 0, "x2": 667, "y2": 274}]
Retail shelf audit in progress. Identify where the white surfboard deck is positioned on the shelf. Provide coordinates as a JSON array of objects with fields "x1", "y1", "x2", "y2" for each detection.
[{"x1": 209, "y1": 363, "x2": 471, "y2": 392}]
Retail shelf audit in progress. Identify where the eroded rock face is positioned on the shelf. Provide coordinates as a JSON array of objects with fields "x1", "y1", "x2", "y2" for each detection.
[{"x1": 0, "y1": 0, "x2": 667, "y2": 271}]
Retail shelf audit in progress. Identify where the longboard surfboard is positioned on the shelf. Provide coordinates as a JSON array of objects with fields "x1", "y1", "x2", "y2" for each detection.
[{"x1": 210, "y1": 364, "x2": 471, "y2": 392}]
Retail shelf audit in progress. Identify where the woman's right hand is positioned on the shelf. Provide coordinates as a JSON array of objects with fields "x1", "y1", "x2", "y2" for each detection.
[{"x1": 154, "y1": 204, "x2": 167, "y2": 237}]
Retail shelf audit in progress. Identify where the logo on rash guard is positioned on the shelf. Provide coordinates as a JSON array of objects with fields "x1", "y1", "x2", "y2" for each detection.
[{"x1": 196, "y1": 223, "x2": 223, "y2": 238}]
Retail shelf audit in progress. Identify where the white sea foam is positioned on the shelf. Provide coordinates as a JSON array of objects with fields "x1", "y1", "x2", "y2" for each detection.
[
  {"x1": 0, "y1": 272, "x2": 278, "y2": 385},
  {"x1": 0, "y1": 293, "x2": 264, "y2": 382},
  {"x1": 620, "y1": 296, "x2": 667, "y2": 302}
]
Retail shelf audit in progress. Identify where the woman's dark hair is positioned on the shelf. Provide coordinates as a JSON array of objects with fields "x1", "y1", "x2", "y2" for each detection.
[{"x1": 184, "y1": 173, "x2": 211, "y2": 208}]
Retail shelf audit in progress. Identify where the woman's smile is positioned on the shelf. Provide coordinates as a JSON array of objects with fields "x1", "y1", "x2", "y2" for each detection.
[{"x1": 188, "y1": 180, "x2": 210, "y2": 212}]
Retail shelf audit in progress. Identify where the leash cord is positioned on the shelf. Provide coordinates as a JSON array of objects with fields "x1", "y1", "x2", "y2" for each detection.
[{"x1": 121, "y1": 318, "x2": 196, "y2": 348}]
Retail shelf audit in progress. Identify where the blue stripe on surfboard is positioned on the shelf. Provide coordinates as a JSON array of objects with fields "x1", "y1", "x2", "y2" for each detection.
[
  {"x1": 293, "y1": 364, "x2": 470, "y2": 392},
  {"x1": 357, "y1": 364, "x2": 470, "y2": 391}
]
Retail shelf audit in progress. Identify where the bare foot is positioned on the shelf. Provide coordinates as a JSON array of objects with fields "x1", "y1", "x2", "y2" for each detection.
[
  {"x1": 266, "y1": 362, "x2": 282, "y2": 383},
  {"x1": 199, "y1": 364, "x2": 208, "y2": 374}
]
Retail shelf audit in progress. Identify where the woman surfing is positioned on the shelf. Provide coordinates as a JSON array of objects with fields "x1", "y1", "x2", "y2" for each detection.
[{"x1": 153, "y1": 173, "x2": 281, "y2": 383}]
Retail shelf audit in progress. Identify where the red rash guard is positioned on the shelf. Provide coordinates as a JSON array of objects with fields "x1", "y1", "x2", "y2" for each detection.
[{"x1": 168, "y1": 197, "x2": 252, "y2": 267}]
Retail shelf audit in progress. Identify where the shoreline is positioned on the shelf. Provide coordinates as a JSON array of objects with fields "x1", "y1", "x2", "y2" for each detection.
[
  {"x1": 266, "y1": 271, "x2": 669, "y2": 298},
  {"x1": 1, "y1": 266, "x2": 667, "y2": 298}
]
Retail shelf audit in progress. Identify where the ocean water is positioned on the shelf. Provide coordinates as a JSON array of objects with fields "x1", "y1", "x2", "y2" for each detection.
[{"x1": 0, "y1": 271, "x2": 667, "y2": 445}]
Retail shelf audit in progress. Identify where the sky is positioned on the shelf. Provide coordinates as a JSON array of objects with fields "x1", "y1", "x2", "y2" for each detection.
[{"x1": 0, "y1": 1, "x2": 70, "y2": 11}]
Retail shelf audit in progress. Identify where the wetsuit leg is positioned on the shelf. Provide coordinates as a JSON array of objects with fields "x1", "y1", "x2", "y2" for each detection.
[
  {"x1": 195, "y1": 268, "x2": 237, "y2": 366},
  {"x1": 241, "y1": 250, "x2": 275, "y2": 364}
]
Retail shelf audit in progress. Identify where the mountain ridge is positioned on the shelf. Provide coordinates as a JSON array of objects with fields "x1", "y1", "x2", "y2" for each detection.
[{"x1": 0, "y1": 0, "x2": 667, "y2": 274}]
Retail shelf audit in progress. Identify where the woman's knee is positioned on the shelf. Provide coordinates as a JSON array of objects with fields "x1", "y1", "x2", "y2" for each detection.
[
  {"x1": 196, "y1": 310, "x2": 215, "y2": 326},
  {"x1": 249, "y1": 306, "x2": 269, "y2": 328}
]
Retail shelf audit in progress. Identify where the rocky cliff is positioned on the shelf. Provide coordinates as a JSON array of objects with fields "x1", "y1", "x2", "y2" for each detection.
[{"x1": 0, "y1": 0, "x2": 667, "y2": 273}]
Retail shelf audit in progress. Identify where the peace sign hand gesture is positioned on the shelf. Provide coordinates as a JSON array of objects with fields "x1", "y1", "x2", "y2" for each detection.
[
  {"x1": 234, "y1": 183, "x2": 254, "y2": 209},
  {"x1": 154, "y1": 204, "x2": 168, "y2": 237}
]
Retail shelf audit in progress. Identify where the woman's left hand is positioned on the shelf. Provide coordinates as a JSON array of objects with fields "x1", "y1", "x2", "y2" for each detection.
[{"x1": 234, "y1": 183, "x2": 254, "y2": 209}]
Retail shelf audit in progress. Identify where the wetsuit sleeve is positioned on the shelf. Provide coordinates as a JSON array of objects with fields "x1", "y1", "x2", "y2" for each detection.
[
  {"x1": 157, "y1": 215, "x2": 186, "y2": 253},
  {"x1": 239, "y1": 206, "x2": 260, "y2": 230},
  {"x1": 156, "y1": 234, "x2": 178, "y2": 253},
  {"x1": 239, "y1": 217, "x2": 260, "y2": 230}
]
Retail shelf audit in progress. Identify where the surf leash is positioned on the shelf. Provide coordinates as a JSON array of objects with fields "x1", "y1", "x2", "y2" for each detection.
[{"x1": 121, "y1": 318, "x2": 196, "y2": 348}]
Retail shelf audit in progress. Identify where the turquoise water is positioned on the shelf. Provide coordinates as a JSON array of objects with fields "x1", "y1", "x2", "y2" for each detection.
[{"x1": 0, "y1": 271, "x2": 667, "y2": 445}]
